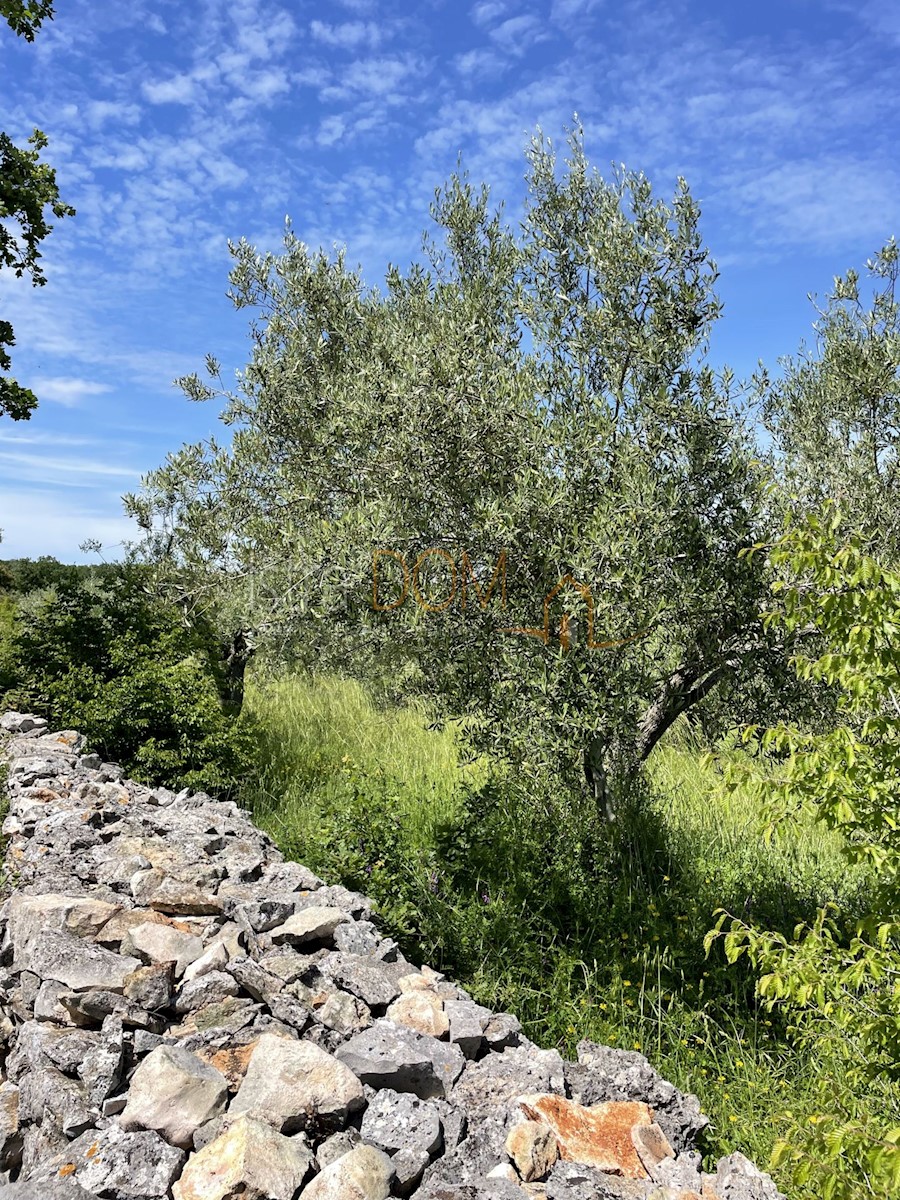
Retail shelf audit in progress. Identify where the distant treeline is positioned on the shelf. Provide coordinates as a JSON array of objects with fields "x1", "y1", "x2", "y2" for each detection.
[{"x1": 0, "y1": 556, "x2": 123, "y2": 593}]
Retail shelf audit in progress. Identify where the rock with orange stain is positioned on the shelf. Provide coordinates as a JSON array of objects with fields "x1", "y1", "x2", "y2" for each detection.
[
  {"x1": 196, "y1": 1040, "x2": 259, "y2": 1092},
  {"x1": 517, "y1": 1094, "x2": 653, "y2": 1179}
]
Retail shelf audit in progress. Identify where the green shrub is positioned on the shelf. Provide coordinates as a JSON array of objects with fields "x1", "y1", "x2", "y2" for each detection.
[
  {"x1": 709, "y1": 507, "x2": 900, "y2": 1198},
  {"x1": 1, "y1": 573, "x2": 257, "y2": 794}
]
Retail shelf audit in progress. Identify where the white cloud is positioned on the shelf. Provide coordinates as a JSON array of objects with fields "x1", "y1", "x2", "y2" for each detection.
[
  {"x1": 551, "y1": 0, "x2": 603, "y2": 20},
  {"x1": 317, "y1": 115, "x2": 347, "y2": 147},
  {"x1": 0, "y1": 450, "x2": 140, "y2": 485},
  {"x1": 455, "y1": 48, "x2": 507, "y2": 79},
  {"x1": 472, "y1": 1, "x2": 511, "y2": 27},
  {"x1": 85, "y1": 100, "x2": 142, "y2": 129},
  {"x1": 340, "y1": 54, "x2": 424, "y2": 97},
  {"x1": 310, "y1": 20, "x2": 382, "y2": 50},
  {"x1": 489, "y1": 14, "x2": 546, "y2": 55},
  {"x1": 30, "y1": 377, "x2": 113, "y2": 408},
  {"x1": 142, "y1": 73, "x2": 196, "y2": 105}
]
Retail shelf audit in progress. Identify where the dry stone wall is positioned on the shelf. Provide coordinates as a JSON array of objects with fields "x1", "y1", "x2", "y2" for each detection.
[{"x1": 0, "y1": 712, "x2": 784, "y2": 1200}]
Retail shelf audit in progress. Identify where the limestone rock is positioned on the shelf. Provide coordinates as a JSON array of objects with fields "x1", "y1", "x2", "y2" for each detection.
[
  {"x1": 518, "y1": 1094, "x2": 652, "y2": 1179},
  {"x1": 452, "y1": 1046, "x2": 566, "y2": 1114},
  {"x1": 0, "y1": 1183, "x2": 101, "y2": 1199},
  {"x1": 506, "y1": 1119, "x2": 559, "y2": 1182},
  {"x1": 269, "y1": 906, "x2": 349, "y2": 946},
  {"x1": 714, "y1": 1151, "x2": 785, "y2": 1199},
  {"x1": 316, "y1": 1127, "x2": 361, "y2": 1168},
  {"x1": 386, "y1": 991, "x2": 449, "y2": 1039},
  {"x1": 172, "y1": 1113, "x2": 314, "y2": 1200},
  {"x1": 124, "y1": 961, "x2": 175, "y2": 1010},
  {"x1": 631, "y1": 1121, "x2": 675, "y2": 1179},
  {"x1": 131, "y1": 868, "x2": 222, "y2": 915},
  {"x1": 323, "y1": 955, "x2": 404, "y2": 1008},
  {"x1": 337, "y1": 1019, "x2": 466, "y2": 1100},
  {"x1": 445, "y1": 999, "x2": 492, "y2": 1058},
  {"x1": 299, "y1": 1143, "x2": 393, "y2": 1200},
  {"x1": 27, "y1": 1122, "x2": 186, "y2": 1199},
  {"x1": 122, "y1": 921, "x2": 204, "y2": 976},
  {"x1": 182, "y1": 940, "x2": 229, "y2": 983},
  {"x1": 231, "y1": 1031, "x2": 365, "y2": 1133},
  {"x1": 570, "y1": 1042, "x2": 707, "y2": 1155},
  {"x1": 360, "y1": 1086, "x2": 443, "y2": 1157},
  {"x1": 175, "y1": 970, "x2": 240, "y2": 1014},
  {"x1": 119, "y1": 1044, "x2": 229, "y2": 1148},
  {"x1": 15, "y1": 930, "x2": 140, "y2": 991},
  {"x1": 0, "y1": 1080, "x2": 22, "y2": 1172}
]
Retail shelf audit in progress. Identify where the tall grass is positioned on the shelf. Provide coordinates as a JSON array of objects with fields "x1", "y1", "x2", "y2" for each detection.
[{"x1": 242, "y1": 671, "x2": 880, "y2": 1198}]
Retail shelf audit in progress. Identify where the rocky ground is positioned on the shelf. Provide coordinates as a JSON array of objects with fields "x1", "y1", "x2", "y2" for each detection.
[{"x1": 0, "y1": 711, "x2": 784, "y2": 1200}]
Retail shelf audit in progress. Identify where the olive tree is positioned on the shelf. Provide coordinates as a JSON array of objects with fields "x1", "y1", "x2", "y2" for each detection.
[
  {"x1": 760, "y1": 239, "x2": 900, "y2": 559},
  {"x1": 128, "y1": 128, "x2": 771, "y2": 813}
]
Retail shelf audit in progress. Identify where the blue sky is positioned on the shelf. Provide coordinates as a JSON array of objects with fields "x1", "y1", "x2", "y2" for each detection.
[{"x1": 1, "y1": 0, "x2": 898, "y2": 560}]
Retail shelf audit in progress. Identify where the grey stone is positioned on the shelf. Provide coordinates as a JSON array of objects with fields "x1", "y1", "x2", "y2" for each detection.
[
  {"x1": 333, "y1": 920, "x2": 382, "y2": 956},
  {"x1": 269, "y1": 906, "x2": 349, "y2": 946},
  {"x1": 28, "y1": 1122, "x2": 186, "y2": 1199},
  {"x1": 130, "y1": 868, "x2": 222, "y2": 915},
  {"x1": 79, "y1": 1014, "x2": 124, "y2": 1107},
  {"x1": 231, "y1": 1031, "x2": 365, "y2": 1133},
  {"x1": 299, "y1": 1143, "x2": 393, "y2": 1199},
  {"x1": 360, "y1": 1086, "x2": 443, "y2": 1156},
  {"x1": 172, "y1": 1113, "x2": 314, "y2": 1200},
  {"x1": 445, "y1": 999, "x2": 492, "y2": 1058},
  {"x1": 0, "y1": 1183, "x2": 100, "y2": 1199},
  {"x1": 0, "y1": 1081, "x2": 21, "y2": 1173},
  {"x1": 15, "y1": 929, "x2": 140, "y2": 991},
  {"x1": 545, "y1": 1160, "x2": 653, "y2": 1198},
  {"x1": 175, "y1": 969, "x2": 240, "y2": 1013},
  {"x1": 121, "y1": 921, "x2": 204, "y2": 976},
  {"x1": 233, "y1": 897, "x2": 296, "y2": 932},
  {"x1": 337, "y1": 1020, "x2": 466, "y2": 1100},
  {"x1": 322, "y1": 955, "x2": 404, "y2": 1008},
  {"x1": 482, "y1": 1012, "x2": 522, "y2": 1050},
  {"x1": 261, "y1": 861, "x2": 324, "y2": 892},
  {"x1": 58, "y1": 989, "x2": 166, "y2": 1032},
  {"x1": 715, "y1": 1151, "x2": 786, "y2": 1199},
  {"x1": 124, "y1": 961, "x2": 175, "y2": 1009},
  {"x1": 419, "y1": 1114, "x2": 511, "y2": 1190},
  {"x1": 226, "y1": 954, "x2": 286, "y2": 1003},
  {"x1": 451, "y1": 1045, "x2": 566, "y2": 1114},
  {"x1": 316, "y1": 988, "x2": 372, "y2": 1035},
  {"x1": 316, "y1": 1127, "x2": 361, "y2": 1168},
  {"x1": 119, "y1": 1043, "x2": 229, "y2": 1148},
  {"x1": 17, "y1": 1066, "x2": 93, "y2": 1137}
]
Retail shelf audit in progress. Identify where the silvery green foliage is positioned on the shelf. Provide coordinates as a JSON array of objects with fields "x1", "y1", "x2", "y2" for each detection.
[
  {"x1": 126, "y1": 127, "x2": 769, "y2": 808},
  {"x1": 761, "y1": 238, "x2": 900, "y2": 557}
]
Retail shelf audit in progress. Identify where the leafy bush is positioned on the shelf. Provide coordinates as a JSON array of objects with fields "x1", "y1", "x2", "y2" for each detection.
[
  {"x1": 1, "y1": 572, "x2": 257, "y2": 794},
  {"x1": 709, "y1": 507, "x2": 900, "y2": 1198}
]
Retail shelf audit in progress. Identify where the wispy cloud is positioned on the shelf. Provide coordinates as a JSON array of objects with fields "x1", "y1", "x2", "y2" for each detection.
[
  {"x1": 310, "y1": 20, "x2": 382, "y2": 50},
  {"x1": 489, "y1": 14, "x2": 547, "y2": 55},
  {"x1": 0, "y1": 488, "x2": 136, "y2": 560},
  {"x1": 30, "y1": 377, "x2": 114, "y2": 408}
]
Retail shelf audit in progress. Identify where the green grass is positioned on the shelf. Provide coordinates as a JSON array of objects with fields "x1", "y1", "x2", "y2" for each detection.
[
  {"x1": 245, "y1": 672, "x2": 488, "y2": 850},
  {"x1": 242, "y1": 670, "x2": 886, "y2": 1199}
]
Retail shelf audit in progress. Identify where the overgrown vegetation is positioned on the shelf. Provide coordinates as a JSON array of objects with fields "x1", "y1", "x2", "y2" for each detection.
[
  {"x1": 243, "y1": 670, "x2": 874, "y2": 1194},
  {"x1": 0, "y1": 564, "x2": 255, "y2": 793},
  {"x1": 5, "y1": 129, "x2": 900, "y2": 1198}
]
